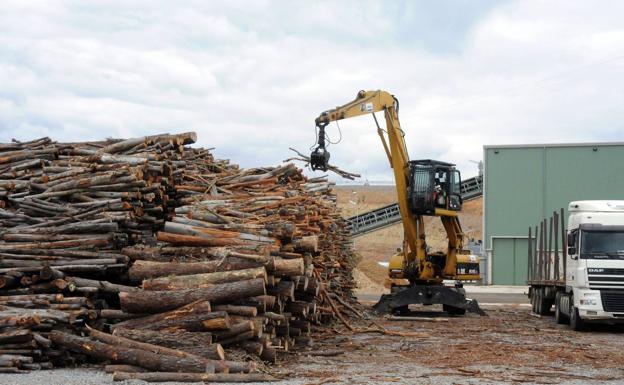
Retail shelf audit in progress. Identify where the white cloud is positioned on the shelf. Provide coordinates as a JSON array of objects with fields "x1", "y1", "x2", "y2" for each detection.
[{"x1": 1, "y1": 1, "x2": 623, "y2": 183}]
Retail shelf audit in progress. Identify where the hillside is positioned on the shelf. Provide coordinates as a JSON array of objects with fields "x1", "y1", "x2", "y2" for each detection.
[{"x1": 335, "y1": 185, "x2": 483, "y2": 287}]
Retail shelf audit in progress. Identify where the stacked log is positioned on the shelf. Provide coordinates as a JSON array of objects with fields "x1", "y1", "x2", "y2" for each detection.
[{"x1": 0, "y1": 133, "x2": 357, "y2": 378}]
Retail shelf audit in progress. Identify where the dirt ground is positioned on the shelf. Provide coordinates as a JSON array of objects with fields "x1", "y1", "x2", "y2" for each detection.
[
  {"x1": 273, "y1": 304, "x2": 624, "y2": 385},
  {"x1": 3, "y1": 304, "x2": 623, "y2": 385},
  {"x1": 334, "y1": 185, "x2": 483, "y2": 287}
]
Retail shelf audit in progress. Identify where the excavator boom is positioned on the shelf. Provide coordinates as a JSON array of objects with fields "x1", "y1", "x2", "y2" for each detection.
[{"x1": 309, "y1": 90, "x2": 484, "y2": 316}]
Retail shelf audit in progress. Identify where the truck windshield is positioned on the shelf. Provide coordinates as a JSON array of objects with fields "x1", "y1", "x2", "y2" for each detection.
[{"x1": 581, "y1": 231, "x2": 624, "y2": 259}]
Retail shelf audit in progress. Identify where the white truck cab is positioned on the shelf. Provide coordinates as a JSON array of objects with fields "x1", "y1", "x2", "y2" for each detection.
[{"x1": 561, "y1": 200, "x2": 624, "y2": 329}]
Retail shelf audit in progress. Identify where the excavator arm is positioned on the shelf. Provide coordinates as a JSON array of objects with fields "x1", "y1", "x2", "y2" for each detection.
[
  {"x1": 310, "y1": 90, "x2": 465, "y2": 281},
  {"x1": 311, "y1": 91, "x2": 421, "y2": 269}
]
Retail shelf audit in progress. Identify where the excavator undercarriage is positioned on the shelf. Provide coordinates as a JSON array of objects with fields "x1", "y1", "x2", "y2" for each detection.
[{"x1": 374, "y1": 285, "x2": 486, "y2": 316}]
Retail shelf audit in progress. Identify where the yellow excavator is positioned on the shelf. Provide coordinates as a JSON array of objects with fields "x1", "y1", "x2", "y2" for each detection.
[{"x1": 310, "y1": 90, "x2": 484, "y2": 316}]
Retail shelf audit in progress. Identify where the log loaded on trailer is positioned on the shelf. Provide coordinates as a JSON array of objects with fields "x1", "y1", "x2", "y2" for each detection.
[{"x1": 528, "y1": 201, "x2": 624, "y2": 330}]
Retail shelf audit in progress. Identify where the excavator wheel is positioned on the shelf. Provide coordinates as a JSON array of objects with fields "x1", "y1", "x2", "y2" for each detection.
[
  {"x1": 393, "y1": 305, "x2": 410, "y2": 316},
  {"x1": 443, "y1": 304, "x2": 466, "y2": 316}
]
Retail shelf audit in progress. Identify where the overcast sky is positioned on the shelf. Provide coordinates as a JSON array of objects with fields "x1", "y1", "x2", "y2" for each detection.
[{"x1": 1, "y1": 1, "x2": 623, "y2": 182}]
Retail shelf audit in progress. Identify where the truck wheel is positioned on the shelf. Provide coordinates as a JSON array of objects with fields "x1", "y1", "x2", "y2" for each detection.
[
  {"x1": 540, "y1": 294, "x2": 552, "y2": 315},
  {"x1": 555, "y1": 293, "x2": 567, "y2": 324},
  {"x1": 569, "y1": 306, "x2": 585, "y2": 331},
  {"x1": 535, "y1": 289, "x2": 545, "y2": 315}
]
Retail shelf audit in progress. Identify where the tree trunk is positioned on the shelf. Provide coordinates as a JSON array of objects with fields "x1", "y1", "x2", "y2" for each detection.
[
  {"x1": 156, "y1": 232, "x2": 243, "y2": 247},
  {"x1": 112, "y1": 328, "x2": 224, "y2": 360},
  {"x1": 138, "y1": 311, "x2": 230, "y2": 332},
  {"x1": 129, "y1": 260, "x2": 262, "y2": 282},
  {"x1": 104, "y1": 364, "x2": 147, "y2": 373},
  {"x1": 112, "y1": 372, "x2": 274, "y2": 382},
  {"x1": 142, "y1": 267, "x2": 267, "y2": 291},
  {"x1": 49, "y1": 331, "x2": 220, "y2": 373},
  {"x1": 87, "y1": 327, "x2": 228, "y2": 372},
  {"x1": 212, "y1": 305, "x2": 257, "y2": 317},
  {"x1": 271, "y1": 258, "x2": 304, "y2": 276},
  {"x1": 119, "y1": 278, "x2": 266, "y2": 313},
  {"x1": 213, "y1": 321, "x2": 254, "y2": 341},
  {"x1": 110, "y1": 300, "x2": 211, "y2": 330}
]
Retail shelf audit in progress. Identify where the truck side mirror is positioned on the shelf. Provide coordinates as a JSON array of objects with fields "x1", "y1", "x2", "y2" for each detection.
[
  {"x1": 567, "y1": 233, "x2": 575, "y2": 246},
  {"x1": 568, "y1": 247, "x2": 577, "y2": 259}
]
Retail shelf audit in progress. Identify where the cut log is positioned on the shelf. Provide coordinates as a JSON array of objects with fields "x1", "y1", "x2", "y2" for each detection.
[
  {"x1": 112, "y1": 372, "x2": 275, "y2": 382},
  {"x1": 156, "y1": 232, "x2": 243, "y2": 247},
  {"x1": 99, "y1": 309, "x2": 147, "y2": 320},
  {"x1": 271, "y1": 258, "x2": 304, "y2": 277},
  {"x1": 112, "y1": 328, "x2": 224, "y2": 360},
  {"x1": 268, "y1": 280, "x2": 295, "y2": 301},
  {"x1": 213, "y1": 321, "x2": 254, "y2": 341},
  {"x1": 119, "y1": 278, "x2": 266, "y2": 313},
  {"x1": 111, "y1": 300, "x2": 212, "y2": 330},
  {"x1": 86, "y1": 327, "x2": 228, "y2": 372},
  {"x1": 49, "y1": 331, "x2": 221, "y2": 373},
  {"x1": 241, "y1": 341, "x2": 263, "y2": 356},
  {"x1": 119, "y1": 311, "x2": 229, "y2": 332},
  {"x1": 129, "y1": 260, "x2": 220, "y2": 282},
  {"x1": 104, "y1": 364, "x2": 147, "y2": 373},
  {"x1": 213, "y1": 305, "x2": 257, "y2": 317},
  {"x1": 292, "y1": 236, "x2": 318, "y2": 252},
  {"x1": 142, "y1": 267, "x2": 267, "y2": 291},
  {"x1": 260, "y1": 346, "x2": 277, "y2": 364}
]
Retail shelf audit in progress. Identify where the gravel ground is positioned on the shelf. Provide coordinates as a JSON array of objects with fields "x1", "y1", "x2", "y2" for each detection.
[
  {"x1": 2, "y1": 304, "x2": 624, "y2": 385},
  {"x1": 0, "y1": 368, "x2": 309, "y2": 385}
]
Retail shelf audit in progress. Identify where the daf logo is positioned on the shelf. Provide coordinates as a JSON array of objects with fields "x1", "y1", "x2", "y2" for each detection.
[{"x1": 588, "y1": 268, "x2": 604, "y2": 273}]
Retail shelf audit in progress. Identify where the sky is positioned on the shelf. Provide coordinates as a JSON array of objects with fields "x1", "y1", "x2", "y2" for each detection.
[{"x1": 1, "y1": 1, "x2": 623, "y2": 182}]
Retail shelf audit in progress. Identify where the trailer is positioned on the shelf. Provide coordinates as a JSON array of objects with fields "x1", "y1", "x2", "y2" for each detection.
[{"x1": 528, "y1": 201, "x2": 624, "y2": 330}]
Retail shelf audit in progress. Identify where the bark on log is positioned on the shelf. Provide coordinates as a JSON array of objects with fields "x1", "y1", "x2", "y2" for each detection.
[
  {"x1": 142, "y1": 267, "x2": 267, "y2": 291},
  {"x1": 112, "y1": 328, "x2": 224, "y2": 361},
  {"x1": 99, "y1": 309, "x2": 147, "y2": 320},
  {"x1": 111, "y1": 300, "x2": 212, "y2": 330},
  {"x1": 213, "y1": 321, "x2": 254, "y2": 341},
  {"x1": 213, "y1": 305, "x2": 257, "y2": 317},
  {"x1": 119, "y1": 278, "x2": 266, "y2": 313},
  {"x1": 292, "y1": 236, "x2": 318, "y2": 252},
  {"x1": 49, "y1": 331, "x2": 221, "y2": 373},
  {"x1": 87, "y1": 327, "x2": 228, "y2": 372},
  {"x1": 129, "y1": 260, "x2": 262, "y2": 282},
  {"x1": 104, "y1": 364, "x2": 147, "y2": 373},
  {"x1": 156, "y1": 232, "x2": 243, "y2": 247},
  {"x1": 271, "y1": 258, "x2": 304, "y2": 276},
  {"x1": 112, "y1": 372, "x2": 275, "y2": 382}
]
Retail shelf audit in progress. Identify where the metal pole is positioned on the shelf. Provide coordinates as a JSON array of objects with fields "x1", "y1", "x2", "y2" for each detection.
[
  {"x1": 561, "y1": 207, "x2": 566, "y2": 279},
  {"x1": 528, "y1": 227, "x2": 532, "y2": 282},
  {"x1": 553, "y1": 211, "x2": 559, "y2": 282},
  {"x1": 548, "y1": 216, "x2": 553, "y2": 282},
  {"x1": 542, "y1": 218, "x2": 548, "y2": 281},
  {"x1": 534, "y1": 225, "x2": 538, "y2": 281},
  {"x1": 538, "y1": 221, "x2": 544, "y2": 282}
]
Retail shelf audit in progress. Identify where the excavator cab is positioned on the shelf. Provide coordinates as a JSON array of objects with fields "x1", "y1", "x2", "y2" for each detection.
[{"x1": 407, "y1": 160, "x2": 462, "y2": 215}]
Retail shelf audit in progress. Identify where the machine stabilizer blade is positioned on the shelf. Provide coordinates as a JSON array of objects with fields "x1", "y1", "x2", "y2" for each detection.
[{"x1": 372, "y1": 285, "x2": 486, "y2": 316}]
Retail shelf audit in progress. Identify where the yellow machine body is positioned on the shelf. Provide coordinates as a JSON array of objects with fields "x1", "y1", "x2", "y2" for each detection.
[{"x1": 311, "y1": 90, "x2": 485, "y2": 316}]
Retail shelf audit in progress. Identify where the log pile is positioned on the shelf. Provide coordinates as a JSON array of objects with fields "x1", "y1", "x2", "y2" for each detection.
[{"x1": 0, "y1": 133, "x2": 357, "y2": 378}]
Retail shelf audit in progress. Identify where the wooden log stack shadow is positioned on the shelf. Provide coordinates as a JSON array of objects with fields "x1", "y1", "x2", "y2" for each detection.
[{"x1": 0, "y1": 133, "x2": 357, "y2": 380}]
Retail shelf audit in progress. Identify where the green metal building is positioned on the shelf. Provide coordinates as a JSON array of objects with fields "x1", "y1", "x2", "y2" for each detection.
[{"x1": 483, "y1": 142, "x2": 624, "y2": 285}]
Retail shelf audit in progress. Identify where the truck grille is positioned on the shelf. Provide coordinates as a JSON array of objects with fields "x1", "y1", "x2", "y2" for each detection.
[
  {"x1": 600, "y1": 290, "x2": 624, "y2": 313},
  {"x1": 588, "y1": 268, "x2": 624, "y2": 275},
  {"x1": 588, "y1": 269, "x2": 624, "y2": 289}
]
